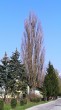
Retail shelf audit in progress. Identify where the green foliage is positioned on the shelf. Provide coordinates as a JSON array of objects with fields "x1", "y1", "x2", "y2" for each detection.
[
  {"x1": 11, "y1": 98, "x2": 17, "y2": 109},
  {"x1": 20, "y1": 98, "x2": 27, "y2": 106},
  {"x1": 0, "y1": 49, "x2": 27, "y2": 99},
  {"x1": 29, "y1": 93, "x2": 41, "y2": 102},
  {"x1": 20, "y1": 93, "x2": 27, "y2": 106},
  {"x1": 7, "y1": 49, "x2": 27, "y2": 96},
  {"x1": 58, "y1": 77, "x2": 61, "y2": 95},
  {"x1": 0, "y1": 52, "x2": 9, "y2": 87},
  {"x1": 0, "y1": 52, "x2": 9, "y2": 100},
  {"x1": 43, "y1": 62, "x2": 59, "y2": 99},
  {"x1": 42, "y1": 85, "x2": 47, "y2": 101},
  {"x1": 0, "y1": 99, "x2": 4, "y2": 110}
]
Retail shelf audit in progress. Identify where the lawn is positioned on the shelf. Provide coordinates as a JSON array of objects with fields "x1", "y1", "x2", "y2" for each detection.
[{"x1": 4, "y1": 101, "x2": 48, "y2": 110}]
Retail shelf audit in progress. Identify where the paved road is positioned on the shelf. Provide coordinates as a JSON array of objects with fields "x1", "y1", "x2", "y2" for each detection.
[{"x1": 26, "y1": 98, "x2": 61, "y2": 110}]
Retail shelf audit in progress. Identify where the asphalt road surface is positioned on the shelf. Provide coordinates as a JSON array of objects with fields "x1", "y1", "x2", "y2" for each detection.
[{"x1": 26, "y1": 98, "x2": 61, "y2": 110}]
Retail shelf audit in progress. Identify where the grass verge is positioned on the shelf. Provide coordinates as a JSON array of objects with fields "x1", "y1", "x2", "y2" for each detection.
[{"x1": 4, "y1": 101, "x2": 48, "y2": 110}]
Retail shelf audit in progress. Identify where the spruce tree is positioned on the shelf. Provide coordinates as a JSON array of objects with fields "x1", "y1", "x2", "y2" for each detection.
[
  {"x1": 44, "y1": 62, "x2": 59, "y2": 100},
  {"x1": 8, "y1": 49, "x2": 27, "y2": 96},
  {"x1": 0, "y1": 52, "x2": 9, "y2": 100}
]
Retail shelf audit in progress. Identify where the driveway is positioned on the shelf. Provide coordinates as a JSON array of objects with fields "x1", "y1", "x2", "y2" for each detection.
[{"x1": 26, "y1": 98, "x2": 61, "y2": 110}]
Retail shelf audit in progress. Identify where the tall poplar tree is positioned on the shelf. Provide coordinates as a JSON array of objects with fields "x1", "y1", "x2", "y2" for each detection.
[{"x1": 21, "y1": 13, "x2": 45, "y2": 89}]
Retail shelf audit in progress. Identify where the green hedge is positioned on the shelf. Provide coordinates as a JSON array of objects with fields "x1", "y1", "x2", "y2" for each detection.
[
  {"x1": 11, "y1": 98, "x2": 17, "y2": 109},
  {"x1": 0, "y1": 99, "x2": 4, "y2": 110},
  {"x1": 20, "y1": 98, "x2": 27, "y2": 106}
]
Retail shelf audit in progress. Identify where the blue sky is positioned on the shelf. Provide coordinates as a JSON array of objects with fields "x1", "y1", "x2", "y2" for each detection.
[{"x1": 0, "y1": 0, "x2": 61, "y2": 72}]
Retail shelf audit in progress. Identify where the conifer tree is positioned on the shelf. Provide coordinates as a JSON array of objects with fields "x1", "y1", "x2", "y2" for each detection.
[
  {"x1": 44, "y1": 62, "x2": 59, "y2": 100},
  {"x1": 8, "y1": 49, "x2": 27, "y2": 96},
  {"x1": 0, "y1": 52, "x2": 9, "y2": 99}
]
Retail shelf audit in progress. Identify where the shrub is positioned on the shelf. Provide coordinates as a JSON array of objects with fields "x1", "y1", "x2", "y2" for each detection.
[
  {"x1": 11, "y1": 98, "x2": 17, "y2": 109},
  {"x1": 29, "y1": 93, "x2": 41, "y2": 102},
  {"x1": 0, "y1": 99, "x2": 4, "y2": 110},
  {"x1": 20, "y1": 98, "x2": 27, "y2": 106},
  {"x1": 23, "y1": 93, "x2": 26, "y2": 98}
]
